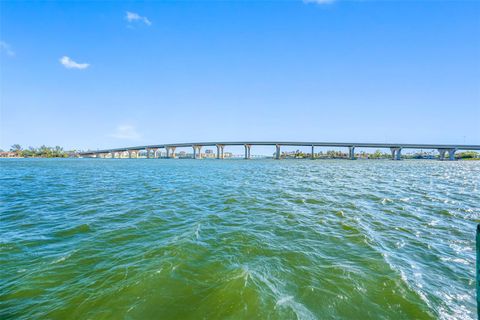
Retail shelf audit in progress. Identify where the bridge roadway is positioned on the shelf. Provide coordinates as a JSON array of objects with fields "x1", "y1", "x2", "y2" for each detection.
[{"x1": 79, "y1": 141, "x2": 480, "y2": 161}]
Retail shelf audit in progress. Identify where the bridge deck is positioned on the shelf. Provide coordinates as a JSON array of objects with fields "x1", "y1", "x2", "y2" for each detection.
[{"x1": 79, "y1": 141, "x2": 480, "y2": 155}]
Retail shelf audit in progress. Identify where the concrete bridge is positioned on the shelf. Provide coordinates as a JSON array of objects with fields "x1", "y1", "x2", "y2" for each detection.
[{"x1": 79, "y1": 141, "x2": 480, "y2": 160}]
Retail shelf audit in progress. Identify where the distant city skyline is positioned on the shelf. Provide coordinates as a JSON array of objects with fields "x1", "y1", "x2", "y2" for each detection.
[{"x1": 1, "y1": 1, "x2": 479, "y2": 151}]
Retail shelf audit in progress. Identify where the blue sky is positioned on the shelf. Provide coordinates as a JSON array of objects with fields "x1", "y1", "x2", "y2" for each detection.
[{"x1": 1, "y1": 0, "x2": 479, "y2": 151}]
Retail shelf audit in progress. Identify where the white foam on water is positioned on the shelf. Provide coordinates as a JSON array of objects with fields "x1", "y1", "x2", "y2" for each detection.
[
  {"x1": 249, "y1": 269, "x2": 317, "y2": 320},
  {"x1": 226, "y1": 265, "x2": 251, "y2": 288},
  {"x1": 194, "y1": 223, "x2": 201, "y2": 240},
  {"x1": 51, "y1": 250, "x2": 75, "y2": 264},
  {"x1": 427, "y1": 219, "x2": 439, "y2": 227},
  {"x1": 274, "y1": 295, "x2": 293, "y2": 308},
  {"x1": 274, "y1": 295, "x2": 317, "y2": 320},
  {"x1": 440, "y1": 257, "x2": 469, "y2": 266}
]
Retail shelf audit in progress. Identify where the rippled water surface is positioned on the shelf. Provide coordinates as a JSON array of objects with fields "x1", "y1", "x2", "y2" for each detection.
[{"x1": 1, "y1": 159, "x2": 479, "y2": 319}]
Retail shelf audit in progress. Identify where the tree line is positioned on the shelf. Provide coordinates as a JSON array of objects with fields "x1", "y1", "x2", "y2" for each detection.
[
  {"x1": 5, "y1": 144, "x2": 74, "y2": 158},
  {"x1": 280, "y1": 149, "x2": 479, "y2": 159}
]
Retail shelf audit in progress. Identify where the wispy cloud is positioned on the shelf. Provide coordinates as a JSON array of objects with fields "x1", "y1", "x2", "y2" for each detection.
[
  {"x1": 126, "y1": 11, "x2": 152, "y2": 26},
  {"x1": 304, "y1": 0, "x2": 335, "y2": 4},
  {"x1": 110, "y1": 125, "x2": 142, "y2": 140},
  {"x1": 0, "y1": 41, "x2": 15, "y2": 56},
  {"x1": 60, "y1": 56, "x2": 90, "y2": 70}
]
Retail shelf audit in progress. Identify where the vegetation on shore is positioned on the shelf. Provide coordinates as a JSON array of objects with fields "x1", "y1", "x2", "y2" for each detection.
[
  {"x1": 1, "y1": 144, "x2": 76, "y2": 158},
  {"x1": 455, "y1": 151, "x2": 480, "y2": 159},
  {"x1": 281, "y1": 149, "x2": 480, "y2": 160}
]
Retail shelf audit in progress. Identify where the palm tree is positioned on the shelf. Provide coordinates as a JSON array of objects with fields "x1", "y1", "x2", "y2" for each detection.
[{"x1": 10, "y1": 144, "x2": 22, "y2": 152}]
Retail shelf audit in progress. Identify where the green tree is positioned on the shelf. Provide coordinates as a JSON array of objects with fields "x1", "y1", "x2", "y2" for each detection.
[
  {"x1": 457, "y1": 151, "x2": 479, "y2": 159},
  {"x1": 371, "y1": 150, "x2": 382, "y2": 159},
  {"x1": 10, "y1": 144, "x2": 22, "y2": 152}
]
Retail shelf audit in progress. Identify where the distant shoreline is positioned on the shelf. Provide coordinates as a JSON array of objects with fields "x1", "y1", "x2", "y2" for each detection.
[{"x1": 1, "y1": 156, "x2": 479, "y2": 161}]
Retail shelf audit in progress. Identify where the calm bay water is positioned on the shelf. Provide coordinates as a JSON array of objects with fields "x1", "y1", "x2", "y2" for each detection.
[{"x1": 1, "y1": 159, "x2": 479, "y2": 319}]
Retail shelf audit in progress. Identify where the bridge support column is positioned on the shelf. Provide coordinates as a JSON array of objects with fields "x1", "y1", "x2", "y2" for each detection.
[
  {"x1": 448, "y1": 148, "x2": 456, "y2": 161},
  {"x1": 311, "y1": 146, "x2": 315, "y2": 159},
  {"x1": 275, "y1": 145, "x2": 281, "y2": 160},
  {"x1": 390, "y1": 147, "x2": 402, "y2": 160},
  {"x1": 216, "y1": 145, "x2": 225, "y2": 159},
  {"x1": 244, "y1": 144, "x2": 251, "y2": 159},
  {"x1": 128, "y1": 151, "x2": 132, "y2": 159},
  {"x1": 396, "y1": 148, "x2": 402, "y2": 160},
  {"x1": 438, "y1": 149, "x2": 446, "y2": 161},
  {"x1": 348, "y1": 147, "x2": 356, "y2": 160},
  {"x1": 146, "y1": 149, "x2": 150, "y2": 159},
  {"x1": 193, "y1": 146, "x2": 202, "y2": 159},
  {"x1": 166, "y1": 147, "x2": 176, "y2": 158},
  {"x1": 110, "y1": 152, "x2": 115, "y2": 159}
]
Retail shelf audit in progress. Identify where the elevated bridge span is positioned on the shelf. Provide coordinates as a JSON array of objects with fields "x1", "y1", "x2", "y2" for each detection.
[{"x1": 79, "y1": 141, "x2": 480, "y2": 161}]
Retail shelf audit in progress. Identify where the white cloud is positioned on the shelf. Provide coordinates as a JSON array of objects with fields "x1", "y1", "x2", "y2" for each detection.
[
  {"x1": 110, "y1": 125, "x2": 142, "y2": 140},
  {"x1": 60, "y1": 56, "x2": 90, "y2": 70},
  {"x1": 304, "y1": 0, "x2": 335, "y2": 4},
  {"x1": 0, "y1": 41, "x2": 15, "y2": 56},
  {"x1": 125, "y1": 11, "x2": 152, "y2": 26}
]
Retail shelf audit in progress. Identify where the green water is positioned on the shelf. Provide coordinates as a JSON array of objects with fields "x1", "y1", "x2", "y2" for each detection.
[{"x1": 1, "y1": 159, "x2": 478, "y2": 319}]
